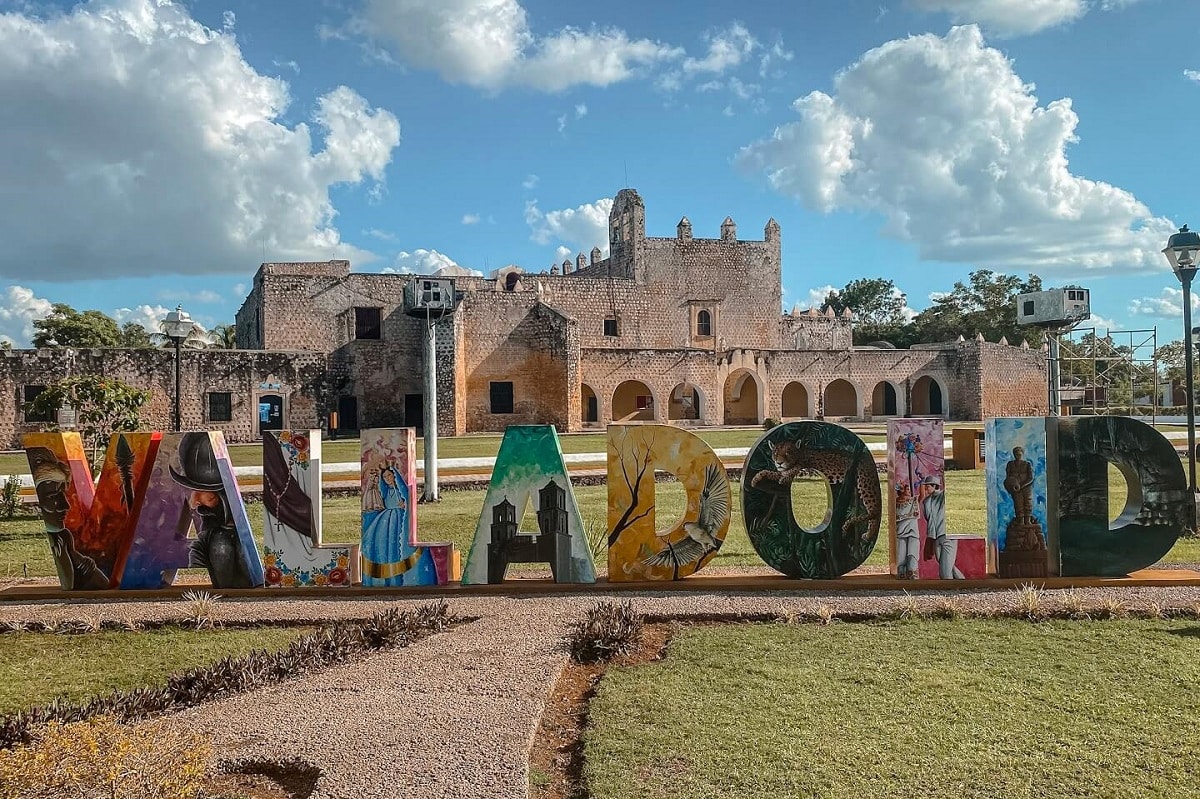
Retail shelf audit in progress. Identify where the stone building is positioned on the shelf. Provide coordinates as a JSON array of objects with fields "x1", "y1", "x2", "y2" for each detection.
[
  {"x1": 227, "y1": 188, "x2": 1047, "y2": 439},
  {"x1": 0, "y1": 188, "x2": 1047, "y2": 447}
]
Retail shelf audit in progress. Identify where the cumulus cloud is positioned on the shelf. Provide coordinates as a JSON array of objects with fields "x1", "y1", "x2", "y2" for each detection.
[
  {"x1": 1129, "y1": 286, "x2": 1198, "y2": 319},
  {"x1": 525, "y1": 197, "x2": 613, "y2": 256},
  {"x1": 350, "y1": 0, "x2": 682, "y2": 91},
  {"x1": 113, "y1": 304, "x2": 174, "y2": 334},
  {"x1": 557, "y1": 102, "x2": 589, "y2": 133},
  {"x1": 0, "y1": 286, "x2": 53, "y2": 346},
  {"x1": 386, "y1": 249, "x2": 459, "y2": 274},
  {"x1": 908, "y1": 0, "x2": 1143, "y2": 37},
  {"x1": 736, "y1": 25, "x2": 1175, "y2": 275},
  {"x1": 798, "y1": 285, "x2": 837, "y2": 310},
  {"x1": 462, "y1": 213, "x2": 481, "y2": 225},
  {"x1": 522, "y1": 174, "x2": 539, "y2": 190},
  {"x1": 0, "y1": 0, "x2": 401, "y2": 281},
  {"x1": 1186, "y1": 69, "x2": 1200, "y2": 83},
  {"x1": 682, "y1": 22, "x2": 758, "y2": 75}
]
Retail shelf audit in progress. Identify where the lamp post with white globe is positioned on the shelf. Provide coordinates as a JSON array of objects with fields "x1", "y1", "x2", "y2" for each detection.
[
  {"x1": 161, "y1": 305, "x2": 197, "y2": 433},
  {"x1": 1164, "y1": 225, "x2": 1200, "y2": 498}
]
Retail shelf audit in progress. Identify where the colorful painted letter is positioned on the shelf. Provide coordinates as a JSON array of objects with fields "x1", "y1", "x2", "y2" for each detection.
[
  {"x1": 985, "y1": 418, "x2": 1055, "y2": 578},
  {"x1": 262, "y1": 430, "x2": 360, "y2": 587},
  {"x1": 1055, "y1": 416, "x2": 1188, "y2": 576},
  {"x1": 360, "y1": 428, "x2": 456, "y2": 586},
  {"x1": 122, "y1": 431, "x2": 264, "y2": 590},
  {"x1": 24, "y1": 431, "x2": 161, "y2": 590},
  {"x1": 887, "y1": 419, "x2": 985, "y2": 580},
  {"x1": 607, "y1": 424, "x2": 732, "y2": 582},
  {"x1": 741, "y1": 421, "x2": 881, "y2": 578},
  {"x1": 462, "y1": 425, "x2": 595, "y2": 584}
]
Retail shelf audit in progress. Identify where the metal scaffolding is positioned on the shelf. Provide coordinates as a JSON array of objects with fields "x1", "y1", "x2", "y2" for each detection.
[{"x1": 1057, "y1": 326, "x2": 1159, "y2": 420}]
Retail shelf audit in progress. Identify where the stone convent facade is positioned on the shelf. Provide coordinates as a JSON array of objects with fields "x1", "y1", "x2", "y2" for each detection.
[
  {"x1": 0, "y1": 188, "x2": 1047, "y2": 446},
  {"x1": 226, "y1": 188, "x2": 1046, "y2": 439}
]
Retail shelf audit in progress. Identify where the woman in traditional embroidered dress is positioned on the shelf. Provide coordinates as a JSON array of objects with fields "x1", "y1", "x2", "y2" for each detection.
[{"x1": 361, "y1": 462, "x2": 436, "y2": 586}]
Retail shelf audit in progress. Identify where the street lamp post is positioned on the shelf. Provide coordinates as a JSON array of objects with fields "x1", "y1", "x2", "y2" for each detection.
[
  {"x1": 1163, "y1": 225, "x2": 1200, "y2": 502},
  {"x1": 161, "y1": 305, "x2": 196, "y2": 433}
]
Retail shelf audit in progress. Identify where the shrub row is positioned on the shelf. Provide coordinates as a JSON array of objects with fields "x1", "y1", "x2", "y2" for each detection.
[{"x1": 0, "y1": 601, "x2": 456, "y2": 750}]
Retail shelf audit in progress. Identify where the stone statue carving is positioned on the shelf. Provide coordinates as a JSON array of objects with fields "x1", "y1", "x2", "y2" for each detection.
[{"x1": 1002, "y1": 447, "x2": 1046, "y2": 553}]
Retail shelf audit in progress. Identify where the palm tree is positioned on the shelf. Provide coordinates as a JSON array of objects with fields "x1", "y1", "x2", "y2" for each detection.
[{"x1": 208, "y1": 324, "x2": 237, "y2": 349}]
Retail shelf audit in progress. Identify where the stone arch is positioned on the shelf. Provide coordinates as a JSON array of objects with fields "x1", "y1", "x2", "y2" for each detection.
[
  {"x1": 723, "y1": 369, "x2": 763, "y2": 425},
  {"x1": 911, "y1": 374, "x2": 948, "y2": 417},
  {"x1": 871, "y1": 380, "x2": 902, "y2": 417},
  {"x1": 823, "y1": 379, "x2": 860, "y2": 419},
  {"x1": 612, "y1": 380, "x2": 656, "y2": 422},
  {"x1": 781, "y1": 382, "x2": 811, "y2": 419},
  {"x1": 667, "y1": 382, "x2": 705, "y2": 422},
  {"x1": 581, "y1": 383, "x2": 599, "y2": 425}
]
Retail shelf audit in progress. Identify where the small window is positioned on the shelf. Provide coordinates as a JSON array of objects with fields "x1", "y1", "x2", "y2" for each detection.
[
  {"x1": 636, "y1": 395, "x2": 652, "y2": 410},
  {"x1": 23, "y1": 385, "x2": 54, "y2": 423},
  {"x1": 208, "y1": 392, "x2": 233, "y2": 422},
  {"x1": 490, "y1": 381, "x2": 514, "y2": 414},
  {"x1": 354, "y1": 307, "x2": 382, "y2": 340},
  {"x1": 603, "y1": 318, "x2": 619, "y2": 337},
  {"x1": 1022, "y1": 300, "x2": 1035, "y2": 316},
  {"x1": 696, "y1": 309, "x2": 712, "y2": 337}
]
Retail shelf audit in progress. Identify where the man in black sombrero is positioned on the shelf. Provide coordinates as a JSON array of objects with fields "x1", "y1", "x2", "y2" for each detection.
[
  {"x1": 27, "y1": 446, "x2": 108, "y2": 590},
  {"x1": 170, "y1": 432, "x2": 258, "y2": 589}
]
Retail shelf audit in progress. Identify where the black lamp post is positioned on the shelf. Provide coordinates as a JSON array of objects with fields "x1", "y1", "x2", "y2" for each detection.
[
  {"x1": 161, "y1": 304, "x2": 196, "y2": 433},
  {"x1": 1164, "y1": 225, "x2": 1200, "y2": 497}
]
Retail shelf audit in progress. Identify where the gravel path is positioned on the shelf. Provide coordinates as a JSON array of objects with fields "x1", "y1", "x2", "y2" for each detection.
[{"x1": 6, "y1": 586, "x2": 1200, "y2": 798}]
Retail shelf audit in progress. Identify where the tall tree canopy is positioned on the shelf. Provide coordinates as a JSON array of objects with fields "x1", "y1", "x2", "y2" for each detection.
[{"x1": 32, "y1": 304, "x2": 123, "y2": 348}]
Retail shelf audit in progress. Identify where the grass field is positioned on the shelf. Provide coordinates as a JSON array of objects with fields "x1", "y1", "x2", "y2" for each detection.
[
  {"x1": 585, "y1": 619, "x2": 1200, "y2": 799},
  {"x1": 0, "y1": 626, "x2": 310, "y2": 714},
  {"x1": 3, "y1": 468, "x2": 1198, "y2": 580}
]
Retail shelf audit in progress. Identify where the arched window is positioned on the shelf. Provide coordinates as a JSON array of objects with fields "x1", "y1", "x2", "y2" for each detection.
[{"x1": 696, "y1": 309, "x2": 712, "y2": 337}]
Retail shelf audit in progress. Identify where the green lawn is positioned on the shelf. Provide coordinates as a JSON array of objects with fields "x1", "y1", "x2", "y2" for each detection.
[
  {"x1": 0, "y1": 626, "x2": 310, "y2": 714},
  {"x1": 3, "y1": 469, "x2": 1196, "y2": 580},
  {"x1": 585, "y1": 620, "x2": 1200, "y2": 799}
]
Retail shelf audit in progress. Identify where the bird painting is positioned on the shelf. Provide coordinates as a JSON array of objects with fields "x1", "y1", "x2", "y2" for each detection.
[{"x1": 641, "y1": 462, "x2": 729, "y2": 577}]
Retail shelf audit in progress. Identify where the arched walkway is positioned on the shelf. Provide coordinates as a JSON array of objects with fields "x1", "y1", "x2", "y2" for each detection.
[
  {"x1": 781, "y1": 382, "x2": 810, "y2": 418},
  {"x1": 612, "y1": 380, "x2": 655, "y2": 421},
  {"x1": 823, "y1": 379, "x2": 859, "y2": 418},
  {"x1": 911, "y1": 375, "x2": 948, "y2": 417},
  {"x1": 871, "y1": 381, "x2": 899, "y2": 417},
  {"x1": 581, "y1": 384, "x2": 599, "y2": 425},
  {"x1": 667, "y1": 383, "x2": 704, "y2": 421},
  {"x1": 723, "y1": 369, "x2": 763, "y2": 425}
]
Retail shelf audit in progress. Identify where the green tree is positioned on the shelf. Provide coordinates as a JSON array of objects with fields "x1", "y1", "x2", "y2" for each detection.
[
  {"x1": 32, "y1": 304, "x2": 122, "y2": 348},
  {"x1": 822, "y1": 278, "x2": 915, "y2": 346},
  {"x1": 24, "y1": 375, "x2": 151, "y2": 469},
  {"x1": 119, "y1": 321, "x2": 155, "y2": 348},
  {"x1": 910, "y1": 269, "x2": 1045, "y2": 346},
  {"x1": 1155, "y1": 340, "x2": 1185, "y2": 387},
  {"x1": 208, "y1": 324, "x2": 237, "y2": 349}
]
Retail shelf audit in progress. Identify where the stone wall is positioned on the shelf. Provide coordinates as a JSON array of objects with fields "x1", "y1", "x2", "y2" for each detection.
[{"x1": 0, "y1": 348, "x2": 325, "y2": 448}]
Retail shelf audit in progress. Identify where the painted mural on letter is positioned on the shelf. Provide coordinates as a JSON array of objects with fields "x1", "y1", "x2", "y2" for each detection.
[
  {"x1": 1056, "y1": 416, "x2": 1189, "y2": 576},
  {"x1": 607, "y1": 424, "x2": 731, "y2": 582},
  {"x1": 121, "y1": 432, "x2": 263, "y2": 590},
  {"x1": 741, "y1": 421, "x2": 880, "y2": 579},
  {"x1": 986, "y1": 418, "x2": 1054, "y2": 578},
  {"x1": 262, "y1": 430, "x2": 359, "y2": 588},
  {"x1": 360, "y1": 428, "x2": 455, "y2": 586},
  {"x1": 887, "y1": 420, "x2": 985, "y2": 580},
  {"x1": 462, "y1": 425, "x2": 595, "y2": 584},
  {"x1": 24, "y1": 431, "x2": 161, "y2": 590}
]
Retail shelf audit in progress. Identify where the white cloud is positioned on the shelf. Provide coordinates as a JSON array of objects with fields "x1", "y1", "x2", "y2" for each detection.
[
  {"x1": 737, "y1": 25, "x2": 1175, "y2": 275},
  {"x1": 1129, "y1": 286, "x2": 1198, "y2": 319},
  {"x1": 364, "y1": 228, "x2": 398, "y2": 242},
  {"x1": 387, "y1": 249, "x2": 458, "y2": 273},
  {"x1": 907, "y1": 0, "x2": 1086, "y2": 37},
  {"x1": 113, "y1": 304, "x2": 174, "y2": 333},
  {"x1": 557, "y1": 100, "x2": 590, "y2": 133},
  {"x1": 0, "y1": 0, "x2": 401, "y2": 281},
  {"x1": 759, "y1": 40, "x2": 794, "y2": 79},
  {"x1": 575, "y1": 103, "x2": 588, "y2": 118},
  {"x1": 1186, "y1": 70, "x2": 1200, "y2": 83},
  {"x1": 351, "y1": 0, "x2": 682, "y2": 92},
  {"x1": 273, "y1": 59, "x2": 300, "y2": 75},
  {"x1": 0, "y1": 286, "x2": 52, "y2": 346},
  {"x1": 800, "y1": 285, "x2": 836, "y2": 310},
  {"x1": 525, "y1": 197, "x2": 613, "y2": 256},
  {"x1": 232, "y1": 283, "x2": 246, "y2": 297},
  {"x1": 221, "y1": 10, "x2": 235, "y2": 29},
  {"x1": 522, "y1": 174, "x2": 539, "y2": 190},
  {"x1": 554, "y1": 245, "x2": 573, "y2": 263},
  {"x1": 461, "y1": 213, "x2": 480, "y2": 225},
  {"x1": 682, "y1": 22, "x2": 758, "y2": 75},
  {"x1": 909, "y1": 0, "x2": 1144, "y2": 37}
]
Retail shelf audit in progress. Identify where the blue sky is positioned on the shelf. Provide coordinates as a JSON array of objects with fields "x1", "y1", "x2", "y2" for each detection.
[{"x1": 0, "y1": 0, "x2": 1196, "y2": 343}]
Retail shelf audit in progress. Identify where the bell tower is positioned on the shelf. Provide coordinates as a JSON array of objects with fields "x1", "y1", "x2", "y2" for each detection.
[{"x1": 607, "y1": 188, "x2": 645, "y2": 279}]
